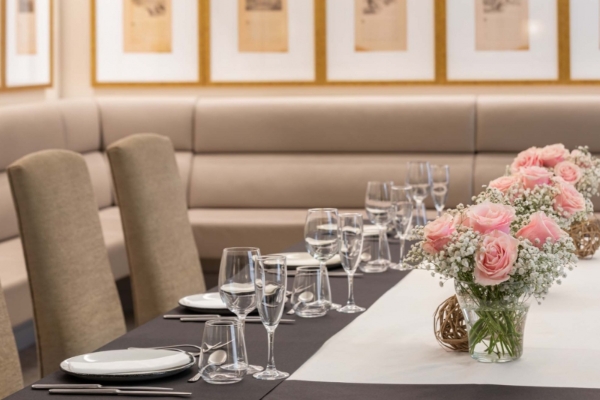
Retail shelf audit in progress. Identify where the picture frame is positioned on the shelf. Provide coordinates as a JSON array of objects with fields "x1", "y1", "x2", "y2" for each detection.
[
  {"x1": 568, "y1": 0, "x2": 600, "y2": 81},
  {"x1": 208, "y1": 0, "x2": 316, "y2": 84},
  {"x1": 2, "y1": 0, "x2": 53, "y2": 89},
  {"x1": 445, "y1": 0, "x2": 559, "y2": 82},
  {"x1": 92, "y1": 0, "x2": 201, "y2": 86},
  {"x1": 325, "y1": 0, "x2": 436, "y2": 83}
]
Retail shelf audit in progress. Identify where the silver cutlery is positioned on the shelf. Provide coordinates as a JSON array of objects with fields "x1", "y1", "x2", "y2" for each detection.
[
  {"x1": 163, "y1": 314, "x2": 220, "y2": 319},
  {"x1": 187, "y1": 341, "x2": 232, "y2": 383},
  {"x1": 127, "y1": 344, "x2": 203, "y2": 357},
  {"x1": 180, "y1": 317, "x2": 295, "y2": 324},
  {"x1": 49, "y1": 389, "x2": 191, "y2": 397},
  {"x1": 288, "y1": 271, "x2": 363, "y2": 278},
  {"x1": 33, "y1": 385, "x2": 173, "y2": 391}
]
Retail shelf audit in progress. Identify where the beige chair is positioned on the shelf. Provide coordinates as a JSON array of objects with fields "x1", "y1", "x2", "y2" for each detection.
[
  {"x1": 107, "y1": 134, "x2": 206, "y2": 325},
  {"x1": 8, "y1": 150, "x2": 126, "y2": 376},
  {"x1": 0, "y1": 282, "x2": 22, "y2": 399}
]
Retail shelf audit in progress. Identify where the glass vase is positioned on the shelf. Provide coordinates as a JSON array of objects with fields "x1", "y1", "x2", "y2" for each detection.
[{"x1": 454, "y1": 280, "x2": 531, "y2": 363}]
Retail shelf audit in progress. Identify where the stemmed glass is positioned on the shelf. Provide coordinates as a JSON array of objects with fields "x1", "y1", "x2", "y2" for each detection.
[
  {"x1": 390, "y1": 186, "x2": 414, "y2": 271},
  {"x1": 364, "y1": 181, "x2": 394, "y2": 273},
  {"x1": 406, "y1": 162, "x2": 431, "y2": 227},
  {"x1": 338, "y1": 213, "x2": 365, "y2": 313},
  {"x1": 431, "y1": 164, "x2": 450, "y2": 217},
  {"x1": 304, "y1": 208, "x2": 340, "y2": 310},
  {"x1": 253, "y1": 255, "x2": 289, "y2": 380},
  {"x1": 218, "y1": 247, "x2": 263, "y2": 374}
]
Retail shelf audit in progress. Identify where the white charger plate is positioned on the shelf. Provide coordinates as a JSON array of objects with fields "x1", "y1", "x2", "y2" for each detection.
[
  {"x1": 269, "y1": 252, "x2": 341, "y2": 269},
  {"x1": 178, "y1": 292, "x2": 228, "y2": 312},
  {"x1": 60, "y1": 349, "x2": 194, "y2": 382}
]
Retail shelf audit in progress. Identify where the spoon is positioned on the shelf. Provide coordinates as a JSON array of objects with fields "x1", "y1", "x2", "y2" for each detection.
[
  {"x1": 196, "y1": 350, "x2": 227, "y2": 380},
  {"x1": 187, "y1": 342, "x2": 231, "y2": 382}
]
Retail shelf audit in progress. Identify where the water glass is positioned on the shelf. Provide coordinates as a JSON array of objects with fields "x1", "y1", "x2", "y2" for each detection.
[
  {"x1": 338, "y1": 213, "x2": 365, "y2": 313},
  {"x1": 390, "y1": 186, "x2": 414, "y2": 271},
  {"x1": 431, "y1": 164, "x2": 450, "y2": 217},
  {"x1": 364, "y1": 181, "x2": 393, "y2": 273},
  {"x1": 218, "y1": 247, "x2": 263, "y2": 373},
  {"x1": 406, "y1": 161, "x2": 431, "y2": 227},
  {"x1": 200, "y1": 320, "x2": 247, "y2": 385},
  {"x1": 291, "y1": 266, "x2": 329, "y2": 318},
  {"x1": 253, "y1": 256, "x2": 289, "y2": 380},
  {"x1": 304, "y1": 208, "x2": 340, "y2": 309}
]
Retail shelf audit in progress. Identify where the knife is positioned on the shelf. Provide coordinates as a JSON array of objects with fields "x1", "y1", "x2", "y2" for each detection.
[
  {"x1": 180, "y1": 317, "x2": 295, "y2": 324},
  {"x1": 33, "y1": 385, "x2": 173, "y2": 391},
  {"x1": 163, "y1": 314, "x2": 221, "y2": 319},
  {"x1": 49, "y1": 389, "x2": 191, "y2": 397}
]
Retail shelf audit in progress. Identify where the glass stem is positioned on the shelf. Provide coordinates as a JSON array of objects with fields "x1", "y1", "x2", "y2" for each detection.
[
  {"x1": 238, "y1": 314, "x2": 246, "y2": 332},
  {"x1": 399, "y1": 238, "x2": 406, "y2": 268},
  {"x1": 437, "y1": 209, "x2": 442, "y2": 218},
  {"x1": 416, "y1": 200, "x2": 425, "y2": 226},
  {"x1": 378, "y1": 226, "x2": 386, "y2": 262},
  {"x1": 347, "y1": 274, "x2": 355, "y2": 307},
  {"x1": 266, "y1": 329, "x2": 276, "y2": 372},
  {"x1": 317, "y1": 262, "x2": 324, "y2": 302}
]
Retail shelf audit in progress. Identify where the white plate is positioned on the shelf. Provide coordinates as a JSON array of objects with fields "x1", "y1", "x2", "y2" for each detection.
[
  {"x1": 269, "y1": 252, "x2": 341, "y2": 268},
  {"x1": 178, "y1": 292, "x2": 228, "y2": 311},
  {"x1": 60, "y1": 349, "x2": 194, "y2": 381}
]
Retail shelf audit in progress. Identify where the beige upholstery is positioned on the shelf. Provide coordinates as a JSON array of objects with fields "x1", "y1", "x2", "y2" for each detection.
[
  {"x1": 0, "y1": 283, "x2": 22, "y2": 399},
  {"x1": 107, "y1": 134, "x2": 206, "y2": 325},
  {"x1": 477, "y1": 96, "x2": 600, "y2": 152},
  {"x1": 189, "y1": 154, "x2": 473, "y2": 210},
  {"x1": 99, "y1": 98, "x2": 196, "y2": 150},
  {"x1": 0, "y1": 172, "x2": 19, "y2": 242},
  {"x1": 8, "y1": 150, "x2": 126, "y2": 375},
  {"x1": 195, "y1": 96, "x2": 476, "y2": 153},
  {"x1": 59, "y1": 99, "x2": 101, "y2": 153}
]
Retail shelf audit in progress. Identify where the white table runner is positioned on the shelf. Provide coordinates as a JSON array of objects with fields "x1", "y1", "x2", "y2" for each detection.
[{"x1": 290, "y1": 258, "x2": 600, "y2": 388}]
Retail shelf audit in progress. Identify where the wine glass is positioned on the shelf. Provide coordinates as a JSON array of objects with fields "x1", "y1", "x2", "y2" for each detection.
[
  {"x1": 364, "y1": 181, "x2": 394, "y2": 273},
  {"x1": 253, "y1": 255, "x2": 289, "y2": 380},
  {"x1": 431, "y1": 164, "x2": 450, "y2": 217},
  {"x1": 406, "y1": 162, "x2": 431, "y2": 227},
  {"x1": 304, "y1": 208, "x2": 340, "y2": 310},
  {"x1": 338, "y1": 213, "x2": 365, "y2": 313},
  {"x1": 390, "y1": 186, "x2": 413, "y2": 271},
  {"x1": 218, "y1": 247, "x2": 263, "y2": 374}
]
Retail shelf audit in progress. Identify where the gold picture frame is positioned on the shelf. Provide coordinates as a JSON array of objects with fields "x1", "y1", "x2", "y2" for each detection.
[
  {"x1": 88, "y1": 0, "x2": 589, "y2": 87},
  {"x1": 1, "y1": 0, "x2": 54, "y2": 91},
  {"x1": 91, "y1": 0, "x2": 203, "y2": 87}
]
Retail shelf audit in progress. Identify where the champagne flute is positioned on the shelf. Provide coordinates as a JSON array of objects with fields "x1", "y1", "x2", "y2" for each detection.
[
  {"x1": 364, "y1": 181, "x2": 394, "y2": 273},
  {"x1": 253, "y1": 256, "x2": 289, "y2": 380},
  {"x1": 304, "y1": 208, "x2": 340, "y2": 310},
  {"x1": 338, "y1": 213, "x2": 365, "y2": 313},
  {"x1": 406, "y1": 162, "x2": 431, "y2": 227},
  {"x1": 431, "y1": 164, "x2": 450, "y2": 217},
  {"x1": 218, "y1": 247, "x2": 263, "y2": 374},
  {"x1": 390, "y1": 186, "x2": 413, "y2": 271}
]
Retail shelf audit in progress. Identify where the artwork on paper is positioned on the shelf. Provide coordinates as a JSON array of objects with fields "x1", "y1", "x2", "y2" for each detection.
[
  {"x1": 475, "y1": 0, "x2": 529, "y2": 51},
  {"x1": 123, "y1": 0, "x2": 172, "y2": 53},
  {"x1": 16, "y1": 0, "x2": 36, "y2": 55},
  {"x1": 238, "y1": 0, "x2": 288, "y2": 52},
  {"x1": 355, "y1": 0, "x2": 407, "y2": 52}
]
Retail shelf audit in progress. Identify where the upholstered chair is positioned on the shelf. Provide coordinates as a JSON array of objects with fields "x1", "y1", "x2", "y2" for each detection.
[
  {"x1": 0, "y1": 282, "x2": 22, "y2": 398},
  {"x1": 8, "y1": 150, "x2": 126, "y2": 376},
  {"x1": 107, "y1": 134, "x2": 206, "y2": 325}
]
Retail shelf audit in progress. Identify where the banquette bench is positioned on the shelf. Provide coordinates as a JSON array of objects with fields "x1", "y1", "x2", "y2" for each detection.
[{"x1": 1, "y1": 95, "x2": 599, "y2": 339}]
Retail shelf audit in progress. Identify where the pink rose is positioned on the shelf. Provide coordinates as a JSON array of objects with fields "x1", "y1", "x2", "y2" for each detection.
[
  {"x1": 554, "y1": 161, "x2": 582, "y2": 184},
  {"x1": 422, "y1": 214, "x2": 456, "y2": 254},
  {"x1": 519, "y1": 166, "x2": 552, "y2": 189},
  {"x1": 463, "y1": 202, "x2": 515, "y2": 234},
  {"x1": 554, "y1": 180, "x2": 586, "y2": 218},
  {"x1": 474, "y1": 230, "x2": 519, "y2": 286},
  {"x1": 489, "y1": 175, "x2": 519, "y2": 193},
  {"x1": 516, "y1": 211, "x2": 565, "y2": 248},
  {"x1": 540, "y1": 144, "x2": 569, "y2": 167},
  {"x1": 511, "y1": 147, "x2": 543, "y2": 173}
]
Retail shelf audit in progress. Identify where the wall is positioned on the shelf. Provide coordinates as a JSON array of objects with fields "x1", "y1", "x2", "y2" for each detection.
[{"x1": 12, "y1": 0, "x2": 600, "y2": 104}]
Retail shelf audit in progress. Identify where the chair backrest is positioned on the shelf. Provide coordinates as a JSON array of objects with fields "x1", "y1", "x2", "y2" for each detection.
[
  {"x1": 7, "y1": 150, "x2": 126, "y2": 376},
  {"x1": 106, "y1": 134, "x2": 206, "y2": 325},
  {"x1": 0, "y1": 282, "x2": 22, "y2": 398}
]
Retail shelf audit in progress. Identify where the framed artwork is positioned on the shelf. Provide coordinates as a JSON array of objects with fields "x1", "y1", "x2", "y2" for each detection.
[
  {"x1": 326, "y1": 0, "x2": 435, "y2": 82},
  {"x1": 209, "y1": 0, "x2": 315, "y2": 83},
  {"x1": 3, "y1": 0, "x2": 52, "y2": 88},
  {"x1": 446, "y1": 0, "x2": 559, "y2": 82},
  {"x1": 92, "y1": 0, "x2": 200, "y2": 85},
  {"x1": 569, "y1": 0, "x2": 600, "y2": 81}
]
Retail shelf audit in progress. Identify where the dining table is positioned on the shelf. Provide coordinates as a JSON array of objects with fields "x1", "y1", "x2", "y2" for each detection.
[{"x1": 7, "y1": 238, "x2": 600, "y2": 400}]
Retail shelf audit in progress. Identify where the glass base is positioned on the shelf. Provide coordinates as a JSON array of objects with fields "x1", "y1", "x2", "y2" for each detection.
[
  {"x1": 328, "y1": 303, "x2": 341, "y2": 310},
  {"x1": 296, "y1": 308, "x2": 327, "y2": 318},
  {"x1": 253, "y1": 369, "x2": 290, "y2": 380},
  {"x1": 202, "y1": 372, "x2": 243, "y2": 385},
  {"x1": 470, "y1": 350, "x2": 518, "y2": 363},
  {"x1": 361, "y1": 259, "x2": 389, "y2": 273},
  {"x1": 388, "y1": 262, "x2": 409, "y2": 271},
  {"x1": 247, "y1": 365, "x2": 264, "y2": 374},
  {"x1": 337, "y1": 304, "x2": 366, "y2": 314}
]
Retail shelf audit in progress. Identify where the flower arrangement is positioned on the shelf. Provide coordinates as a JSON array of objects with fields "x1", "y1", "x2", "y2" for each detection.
[{"x1": 407, "y1": 202, "x2": 577, "y2": 362}]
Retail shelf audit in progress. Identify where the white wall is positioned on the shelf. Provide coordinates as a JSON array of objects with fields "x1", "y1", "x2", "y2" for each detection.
[{"x1": 8, "y1": 0, "x2": 600, "y2": 104}]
